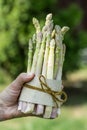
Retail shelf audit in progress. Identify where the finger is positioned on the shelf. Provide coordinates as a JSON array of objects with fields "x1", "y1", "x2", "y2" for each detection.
[
  {"x1": 10, "y1": 73, "x2": 35, "y2": 90},
  {"x1": 16, "y1": 73, "x2": 35, "y2": 85}
]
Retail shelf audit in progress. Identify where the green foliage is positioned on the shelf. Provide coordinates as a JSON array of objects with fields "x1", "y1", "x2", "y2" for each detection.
[
  {"x1": 0, "y1": 68, "x2": 12, "y2": 86},
  {"x1": 0, "y1": 0, "x2": 87, "y2": 78}
]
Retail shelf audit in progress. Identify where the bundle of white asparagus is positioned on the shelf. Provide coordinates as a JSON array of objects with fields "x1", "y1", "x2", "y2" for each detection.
[{"x1": 18, "y1": 13, "x2": 69, "y2": 119}]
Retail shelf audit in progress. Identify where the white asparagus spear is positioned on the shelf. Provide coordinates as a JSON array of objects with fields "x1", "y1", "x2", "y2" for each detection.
[
  {"x1": 31, "y1": 32, "x2": 42, "y2": 74},
  {"x1": 18, "y1": 101, "x2": 23, "y2": 111},
  {"x1": 57, "y1": 108, "x2": 61, "y2": 115},
  {"x1": 35, "y1": 30, "x2": 46, "y2": 115},
  {"x1": 42, "y1": 14, "x2": 53, "y2": 76},
  {"x1": 27, "y1": 39, "x2": 33, "y2": 73},
  {"x1": 32, "y1": 33, "x2": 36, "y2": 53},
  {"x1": 35, "y1": 104, "x2": 44, "y2": 115},
  {"x1": 44, "y1": 39, "x2": 55, "y2": 118},
  {"x1": 42, "y1": 31, "x2": 51, "y2": 77},
  {"x1": 50, "y1": 44, "x2": 63, "y2": 118},
  {"x1": 56, "y1": 44, "x2": 63, "y2": 80},
  {"x1": 43, "y1": 14, "x2": 55, "y2": 118},
  {"x1": 50, "y1": 107, "x2": 58, "y2": 119},
  {"x1": 35, "y1": 32, "x2": 46, "y2": 76},
  {"x1": 54, "y1": 25, "x2": 62, "y2": 78},
  {"x1": 44, "y1": 106, "x2": 53, "y2": 119},
  {"x1": 56, "y1": 26, "x2": 69, "y2": 80},
  {"x1": 31, "y1": 17, "x2": 42, "y2": 73},
  {"x1": 24, "y1": 103, "x2": 35, "y2": 113},
  {"x1": 21, "y1": 102, "x2": 27, "y2": 113},
  {"x1": 20, "y1": 38, "x2": 34, "y2": 114},
  {"x1": 47, "y1": 39, "x2": 55, "y2": 79},
  {"x1": 56, "y1": 44, "x2": 66, "y2": 80}
]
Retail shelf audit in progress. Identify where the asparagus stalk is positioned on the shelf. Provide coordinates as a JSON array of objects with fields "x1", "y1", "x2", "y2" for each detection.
[
  {"x1": 62, "y1": 44, "x2": 66, "y2": 63},
  {"x1": 35, "y1": 32, "x2": 47, "y2": 115},
  {"x1": 18, "y1": 101, "x2": 22, "y2": 110},
  {"x1": 32, "y1": 33, "x2": 36, "y2": 53},
  {"x1": 44, "y1": 39, "x2": 55, "y2": 118},
  {"x1": 47, "y1": 39, "x2": 55, "y2": 79},
  {"x1": 35, "y1": 33, "x2": 46, "y2": 75},
  {"x1": 24, "y1": 103, "x2": 35, "y2": 113},
  {"x1": 35, "y1": 49, "x2": 47, "y2": 115},
  {"x1": 35, "y1": 13, "x2": 53, "y2": 76},
  {"x1": 57, "y1": 108, "x2": 61, "y2": 115},
  {"x1": 42, "y1": 31, "x2": 51, "y2": 77},
  {"x1": 31, "y1": 18, "x2": 42, "y2": 73},
  {"x1": 56, "y1": 26, "x2": 69, "y2": 80},
  {"x1": 21, "y1": 102, "x2": 27, "y2": 113},
  {"x1": 56, "y1": 44, "x2": 66, "y2": 80},
  {"x1": 50, "y1": 107, "x2": 58, "y2": 118},
  {"x1": 54, "y1": 25, "x2": 62, "y2": 79},
  {"x1": 27, "y1": 39, "x2": 33, "y2": 73},
  {"x1": 42, "y1": 14, "x2": 53, "y2": 77},
  {"x1": 20, "y1": 38, "x2": 35, "y2": 114},
  {"x1": 55, "y1": 28, "x2": 68, "y2": 119},
  {"x1": 44, "y1": 106, "x2": 53, "y2": 119},
  {"x1": 35, "y1": 104, "x2": 44, "y2": 115}
]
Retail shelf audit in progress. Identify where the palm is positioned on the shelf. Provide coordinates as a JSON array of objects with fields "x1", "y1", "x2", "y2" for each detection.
[
  {"x1": 0, "y1": 82, "x2": 24, "y2": 119},
  {"x1": 0, "y1": 73, "x2": 34, "y2": 120}
]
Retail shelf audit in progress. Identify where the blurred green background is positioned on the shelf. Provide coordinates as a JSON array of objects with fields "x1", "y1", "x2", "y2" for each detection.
[{"x1": 0, "y1": 0, "x2": 87, "y2": 130}]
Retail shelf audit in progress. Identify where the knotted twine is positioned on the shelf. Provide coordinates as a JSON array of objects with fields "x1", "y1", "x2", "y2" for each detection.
[{"x1": 24, "y1": 75, "x2": 67, "y2": 107}]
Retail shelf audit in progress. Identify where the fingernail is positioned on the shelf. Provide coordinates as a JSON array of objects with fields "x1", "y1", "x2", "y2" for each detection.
[{"x1": 27, "y1": 72, "x2": 34, "y2": 76}]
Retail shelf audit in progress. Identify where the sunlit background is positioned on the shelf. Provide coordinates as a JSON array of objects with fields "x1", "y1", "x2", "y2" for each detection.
[{"x1": 0, "y1": 0, "x2": 87, "y2": 130}]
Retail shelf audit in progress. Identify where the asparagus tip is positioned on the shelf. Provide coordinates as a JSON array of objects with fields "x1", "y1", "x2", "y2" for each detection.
[
  {"x1": 32, "y1": 17, "x2": 38, "y2": 23},
  {"x1": 55, "y1": 25, "x2": 61, "y2": 33},
  {"x1": 32, "y1": 17, "x2": 40, "y2": 32},
  {"x1": 46, "y1": 13, "x2": 52, "y2": 21},
  {"x1": 61, "y1": 26, "x2": 70, "y2": 35}
]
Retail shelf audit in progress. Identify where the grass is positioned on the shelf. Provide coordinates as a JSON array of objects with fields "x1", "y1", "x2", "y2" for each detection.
[{"x1": 0, "y1": 105, "x2": 87, "y2": 130}]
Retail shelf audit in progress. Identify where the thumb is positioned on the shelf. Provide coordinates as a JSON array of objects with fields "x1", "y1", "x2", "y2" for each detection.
[{"x1": 10, "y1": 73, "x2": 35, "y2": 90}]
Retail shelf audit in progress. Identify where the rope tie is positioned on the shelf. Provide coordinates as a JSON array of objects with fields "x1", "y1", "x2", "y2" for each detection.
[{"x1": 24, "y1": 75, "x2": 67, "y2": 107}]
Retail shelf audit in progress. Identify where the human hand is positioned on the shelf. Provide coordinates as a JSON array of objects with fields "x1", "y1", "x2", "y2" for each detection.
[{"x1": 0, "y1": 73, "x2": 35, "y2": 121}]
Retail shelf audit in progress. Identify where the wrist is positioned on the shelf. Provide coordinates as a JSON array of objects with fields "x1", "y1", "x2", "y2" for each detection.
[
  {"x1": 0, "y1": 92, "x2": 5, "y2": 106},
  {"x1": 0, "y1": 93, "x2": 4, "y2": 121},
  {"x1": 0, "y1": 101, "x2": 5, "y2": 121}
]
